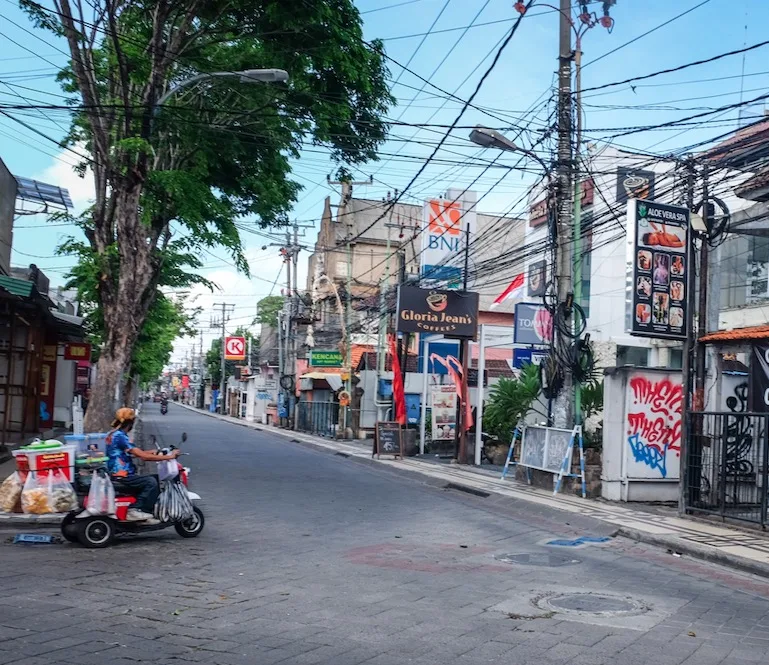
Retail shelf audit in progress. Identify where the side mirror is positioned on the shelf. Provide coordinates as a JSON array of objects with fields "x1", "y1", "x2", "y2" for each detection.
[{"x1": 181, "y1": 432, "x2": 188, "y2": 443}]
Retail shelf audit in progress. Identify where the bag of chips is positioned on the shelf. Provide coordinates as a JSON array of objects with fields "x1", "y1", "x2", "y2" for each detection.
[
  {"x1": 49, "y1": 468, "x2": 78, "y2": 513},
  {"x1": 21, "y1": 472, "x2": 53, "y2": 514},
  {"x1": 0, "y1": 472, "x2": 23, "y2": 512}
]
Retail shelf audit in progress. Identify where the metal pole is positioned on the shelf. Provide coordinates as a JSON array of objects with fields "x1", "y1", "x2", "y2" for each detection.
[
  {"x1": 277, "y1": 309, "x2": 284, "y2": 424},
  {"x1": 678, "y1": 158, "x2": 697, "y2": 514},
  {"x1": 419, "y1": 336, "x2": 429, "y2": 455},
  {"x1": 220, "y1": 304, "x2": 227, "y2": 415},
  {"x1": 474, "y1": 324, "x2": 486, "y2": 466},
  {"x1": 695, "y1": 166, "x2": 709, "y2": 409},
  {"x1": 457, "y1": 222, "x2": 471, "y2": 464},
  {"x1": 552, "y1": 0, "x2": 574, "y2": 429}
]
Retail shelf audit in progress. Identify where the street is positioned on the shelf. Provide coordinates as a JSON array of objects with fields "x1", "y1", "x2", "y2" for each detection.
[{"x1": 1, "y1": 405, "x2": 769, "y2": 665}]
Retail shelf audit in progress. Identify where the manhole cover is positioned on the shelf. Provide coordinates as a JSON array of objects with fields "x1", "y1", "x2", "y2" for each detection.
[
  {"x1": 538, "y1": 593, "x2": 646, "y2": 617},
  {"x1": 495, "y1": 552, "x2": 580, "y2": 567}
]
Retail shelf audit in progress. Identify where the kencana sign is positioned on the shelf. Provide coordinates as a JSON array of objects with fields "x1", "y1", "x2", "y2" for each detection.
[{"x1": 397, "y1": 286, "x2": 479, "y2": 339}]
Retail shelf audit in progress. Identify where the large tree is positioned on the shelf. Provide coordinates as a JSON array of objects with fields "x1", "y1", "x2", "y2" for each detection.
[{"x1": 23, "y1": 0, "x2": 392, "y2": 429}]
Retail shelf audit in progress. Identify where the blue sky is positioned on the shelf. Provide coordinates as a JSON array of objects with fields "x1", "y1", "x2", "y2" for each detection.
[{"x1": 0, "y1": 0, "x2": 767, "y2": 359}]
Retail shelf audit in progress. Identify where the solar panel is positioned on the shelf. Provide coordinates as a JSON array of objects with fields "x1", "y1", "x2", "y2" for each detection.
[{"x1": 14, "y1": 176, "x2": 73, "y2": 209}]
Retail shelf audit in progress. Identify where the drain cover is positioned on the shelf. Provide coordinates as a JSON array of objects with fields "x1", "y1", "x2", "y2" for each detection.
[
  {"x1": 539, "y1": 593, "x2": 646, "y2": 617},
  {"x1": 495, "y1": 552, "x2": 580, "y2": 567}
]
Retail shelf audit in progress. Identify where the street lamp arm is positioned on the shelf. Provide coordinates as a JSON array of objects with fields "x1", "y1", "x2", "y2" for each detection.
[{"x1": 155, "y1": 72, "x2": 233, "y2": 112}]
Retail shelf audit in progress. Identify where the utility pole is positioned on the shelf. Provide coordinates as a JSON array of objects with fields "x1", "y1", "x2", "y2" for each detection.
[
  {"x1": 328, "y1": 176, "x2": 373, "y2": 437},
  {"x1": 212, "y1": 302, "x2": 234, "y2": 415},
  {"x1": 457, "y1": 223, "x2": 472, "y2": 464},
  {"x1": 694, "y1": 165, "x2": 710, "y2": 411},
  {"x1": 552, "y1": 0, "x2": 574, "y2": 429}
]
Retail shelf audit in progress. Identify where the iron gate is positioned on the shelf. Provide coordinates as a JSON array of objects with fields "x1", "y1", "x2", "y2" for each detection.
[{"x1": 685, "y1": 411, "x2": 769, "y2": 527}]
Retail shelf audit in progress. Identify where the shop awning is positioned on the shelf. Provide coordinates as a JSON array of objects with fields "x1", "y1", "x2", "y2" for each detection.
[
  {"x1": 300, "y1": 372, "x2": 343, "y2": 391},
  {"x1": 700, "y1": 325, "x2": 769, "y2": 343}
]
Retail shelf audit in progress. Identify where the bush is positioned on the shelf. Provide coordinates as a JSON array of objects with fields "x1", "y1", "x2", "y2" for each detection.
[{"x1": 483, "y1": 363, "x2": 542, "y2": 441}]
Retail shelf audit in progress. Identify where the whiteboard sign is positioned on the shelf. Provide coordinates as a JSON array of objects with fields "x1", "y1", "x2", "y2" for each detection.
[{"x1": 519, "y1": 425, "x2": 575, "y2": 474}]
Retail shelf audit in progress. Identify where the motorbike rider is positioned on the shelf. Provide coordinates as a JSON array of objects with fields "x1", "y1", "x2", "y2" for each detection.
[{"x1": 106, "y1": 408, "x2": 181, "y2": 522}]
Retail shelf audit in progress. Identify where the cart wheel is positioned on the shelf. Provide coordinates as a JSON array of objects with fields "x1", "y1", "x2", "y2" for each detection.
[
  {"x1": 174, "y1": 506, "x2": 204, "y2": 538},
  {"x1": 60, "y1": 512, "x2": 79, "y2": 543},
  {"x1": 76, "y1": 516, "x2": 115, "y2": 548}
]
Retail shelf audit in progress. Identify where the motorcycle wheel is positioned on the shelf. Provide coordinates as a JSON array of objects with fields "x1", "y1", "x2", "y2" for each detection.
[
  {"x1": 174, "y1": 506, "x2": 204, "y2": 538},
  {"x1": 76, "y1": 516, "x2": 115, "y2": 548},
  {"x1": 60, "y1": 512, "x2": 79, "y2": 543}
]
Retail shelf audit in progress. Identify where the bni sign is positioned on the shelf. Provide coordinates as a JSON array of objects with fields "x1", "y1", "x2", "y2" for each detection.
[{"x1": 420, "y1": 188, "x2": 477, "y2": 289}]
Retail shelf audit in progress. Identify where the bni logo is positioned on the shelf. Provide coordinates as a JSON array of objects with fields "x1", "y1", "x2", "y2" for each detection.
[{"x1": 428, "y1": 199, "x2": 461, "y2": 236}]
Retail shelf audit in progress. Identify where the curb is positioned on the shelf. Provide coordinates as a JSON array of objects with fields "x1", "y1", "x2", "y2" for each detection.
[
  {"x1": 0, "y1": 513, "x2": 64, "y2": 528},
  {"x1": 617, "y1": 526, "x2": 769, "y2": 580}
]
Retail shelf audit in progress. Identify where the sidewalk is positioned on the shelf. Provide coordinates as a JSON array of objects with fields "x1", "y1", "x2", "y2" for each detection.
[{"x1": 180, "y1": 403, "x2": 769, "y2": 579}]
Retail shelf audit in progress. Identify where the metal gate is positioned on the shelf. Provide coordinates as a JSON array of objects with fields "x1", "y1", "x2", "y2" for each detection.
[{"x1": 685, "y1": 411, "x2": 769, "y2": 527}]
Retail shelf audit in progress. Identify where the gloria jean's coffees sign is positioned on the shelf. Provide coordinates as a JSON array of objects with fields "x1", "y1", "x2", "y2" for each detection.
[
  {"x1": 397, "y1": 286, "x2": 479, "y2": 339},
  {"x1": 626, "y1": 198, "x2": 689, "y2": 341}
]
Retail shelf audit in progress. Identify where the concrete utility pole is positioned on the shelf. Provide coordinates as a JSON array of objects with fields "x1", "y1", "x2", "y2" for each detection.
[
  {"x1": 212, "y1": 302, "x2": 234, "y2": 415},
  {"x1": 551, "y1": 0, "x2": 574, "y2": 429},
  {"x1": 328, "y1": 176, "x2": 373, "y2": 437}
]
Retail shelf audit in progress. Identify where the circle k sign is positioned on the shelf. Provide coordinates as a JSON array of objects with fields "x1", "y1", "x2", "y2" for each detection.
[{"x1": 224, "y1": 336, "x2": 246, "y2": 361}]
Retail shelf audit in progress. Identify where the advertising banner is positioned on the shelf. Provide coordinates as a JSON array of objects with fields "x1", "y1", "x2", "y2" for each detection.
[
  {"x1": 750, "y1": 344, "x2": 769, "y2": 412},
  {"x1": 512, "y1": 348, "x2": 548, "y2": 369},
  {"x1": 64, "y1": 342, "x2": 91, "y2": 361},
  {"x1": 513, "y1": 303, "x2": 552, "y2": 346},
  {"x1": 309, "y1": 350, "x2": 343, "y2": 367},
  {"x1": 397, "y1": 286, "x2": 479, "y2": 339},
  {"x1": 616, "y1": 166, "x2": 656, "y2": 204},
  {"x1": 420, "y1": 188, "x2": 477, "y2": 289},
  {"x1": 224, "y1": 336, "x2": 246, "y2": 361},
  {"x1": 626, "y1": 199, "x2": 689, "y2": 341},
  {"x1": 431, "y1": 386, "x2": 457, "y2": 441}
]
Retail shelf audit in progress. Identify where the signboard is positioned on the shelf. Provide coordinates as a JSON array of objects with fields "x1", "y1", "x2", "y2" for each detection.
[
  {"x1": 39, "y1": 345, "x2": 57, "y2": 428},
  {"x1": 520, "y1": 425, "x2": 575, "y2": 474},
  {"x1": 529, "y1": 195, "x2": 548, "y2": 228},
  {"x1": 397, "y1": 286, "x2": 479, "y2": 339},
  {"x1": 64, "y1": 342, "x2": 91, "y2": 361},
  {"x1": 626, "y1": 199, "x2": 689, "y2": 340},
  {"x1": 750, "y1": 344, "x2": 769, "y2": 412},
  {"x1": 309, "y1": 350, "x2": 343, "y2": 367},
  {"x1": 420, "y1": 188, "x2": 477, "y2": 289},
  {"x1": 527, "y1": 259, "x2": 546, "y2": 297},
  {"x1": 405, "y1": 393, "x2": 421, "y2": 425},
  {"x1": 431, "y1": 385, "x2": 456, "y2": 441},
  {"x1": 224, "y1": 336, "x2": 246, "y2": 361},
  {"x1": 375, "y1": 421, "x2": 403, "y2": 458},
  {"x1": 513, "y1": 303, "x2": 552, "y2": 346},
  {"x1": 513, "y1": 348, "x2": 547, "y2": 369},
  {"x1": 616, "y1": 166, "x2": 656, "y2": 204}
]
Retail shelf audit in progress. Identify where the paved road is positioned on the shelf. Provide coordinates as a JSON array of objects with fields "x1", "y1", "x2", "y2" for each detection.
[{"x1": 2, "y1": 404, "x2": 769, "y2": 665}]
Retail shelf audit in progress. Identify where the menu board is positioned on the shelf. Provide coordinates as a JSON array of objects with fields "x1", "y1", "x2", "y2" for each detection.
[
  {"x1": 375, "y1": 422, "x2": 403, "y2": 458},
  {"x1": 627, "y1": 199, "x2": 689, "y2": 341},
  {"x1": 431, "y1": 386, "x2": 457, "y2": 441}
]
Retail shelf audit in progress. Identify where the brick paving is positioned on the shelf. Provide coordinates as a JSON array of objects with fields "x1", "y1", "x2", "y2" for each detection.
[{"x1": 1, "y1": 404, "x2": 769, "y2": 664}]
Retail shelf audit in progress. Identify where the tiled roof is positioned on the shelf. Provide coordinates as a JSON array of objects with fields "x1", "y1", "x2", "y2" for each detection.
[
  {"x1": 735, "y1": 166, "x2": 769, "y2": 199},
  {"x1": 0, "y1": 275, "x2": 34, "y2": 298},
  {"x1": 705, "y1": 119, "x2": 769, "y2": 164},
  {"x1": 700, "y1": 325, "x2": 769, "y2": 343}
]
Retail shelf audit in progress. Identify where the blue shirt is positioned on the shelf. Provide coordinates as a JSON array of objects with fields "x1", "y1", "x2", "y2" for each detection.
[{"x1": 106, "y1": 430, "x2": 137, "y2": 477}]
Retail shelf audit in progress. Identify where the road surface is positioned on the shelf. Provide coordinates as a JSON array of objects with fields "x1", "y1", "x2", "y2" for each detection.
[{"x1": 1, "y1": 403, "x2": 769, "y2": 665}]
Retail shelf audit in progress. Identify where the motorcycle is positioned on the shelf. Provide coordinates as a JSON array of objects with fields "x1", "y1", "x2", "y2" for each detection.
[
  {"x1": 61, "y1": 433, "x2": 204, "y2": 548},
  {"x1": 160, "y1": 400, "x2": 168, "y2": 415}
]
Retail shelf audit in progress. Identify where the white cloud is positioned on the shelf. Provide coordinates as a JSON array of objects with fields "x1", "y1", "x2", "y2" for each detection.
[{"x1": 36, "y1": 148, "x2": 94, "y2": 214}]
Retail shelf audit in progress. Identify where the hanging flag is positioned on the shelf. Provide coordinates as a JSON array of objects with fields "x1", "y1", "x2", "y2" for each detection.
[
  {"x1": 428, "y1": 353, "x2": 473, "y2": 431},
  {"x1": 490, "y1": 273, "x2": 525, "y2": 309},
  {"x1": 389, "y1": 335, "x2": 407, "y2": 426}
]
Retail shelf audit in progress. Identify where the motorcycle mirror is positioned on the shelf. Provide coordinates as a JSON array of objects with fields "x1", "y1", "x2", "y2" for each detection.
[{"x1": 181, "y1": 432, "x2": 188, "y2": 443}]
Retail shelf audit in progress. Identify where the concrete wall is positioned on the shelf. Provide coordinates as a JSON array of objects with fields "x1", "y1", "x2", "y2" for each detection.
[
  {"x1": 602, "y1": 366, "x2": 683, "y2": 502},
  {"x1": 53, "y1": 347, "x2": 75, "y2": 426}
]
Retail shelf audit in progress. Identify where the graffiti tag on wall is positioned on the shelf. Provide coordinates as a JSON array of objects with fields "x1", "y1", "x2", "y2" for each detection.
[{"x1": 626, "y1": 374, "x2": 683, "y2": 479}]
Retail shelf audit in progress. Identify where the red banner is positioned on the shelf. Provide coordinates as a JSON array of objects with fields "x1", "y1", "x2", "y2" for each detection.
[
  {"x1": 181, "y1": 375, "x2": 190, "y2": 389},
  {"x1": 388, "y1": 335, "x2": 407, "y2": 426}
]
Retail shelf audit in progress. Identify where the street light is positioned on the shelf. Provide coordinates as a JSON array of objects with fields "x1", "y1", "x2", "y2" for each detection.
[
  {"x1": 468, "y1": 126, "x2": 550, "y2": 173},
  {"x1": 154, "y1": 68, "x2": 289, "y2": 112}
]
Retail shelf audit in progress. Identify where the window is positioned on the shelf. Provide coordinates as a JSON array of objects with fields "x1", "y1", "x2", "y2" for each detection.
[
  {"x1": 616, "y1": 345, "x2": 649, "y2": 367},
  {"x1": 749, "y1": 236, "x2": 769, "y2": 302},
  {"x1": 669, "y1": 349, "x2": 683, "y2": 369}
]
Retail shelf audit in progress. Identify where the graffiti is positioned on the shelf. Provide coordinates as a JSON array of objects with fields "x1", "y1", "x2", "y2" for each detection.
[
  {"x1": 725, "y1": 382, "x2": 754, "y2": 475},
  {"x1": 626, "y1": 375, "x2": 683, "y2": 478}
]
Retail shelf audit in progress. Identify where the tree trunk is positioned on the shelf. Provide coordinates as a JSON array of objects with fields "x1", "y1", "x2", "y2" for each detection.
[
  {"x1": 123, "y1": 375, "x2": 137, "y2": 409},
  {"x1": 83, "y1": 341, "x2": 130, "y2": 432}
]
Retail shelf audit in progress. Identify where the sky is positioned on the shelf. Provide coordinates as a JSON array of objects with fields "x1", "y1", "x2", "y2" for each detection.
[{"x1": 0, "y1": 0, "x2": 767, "y2": 365}]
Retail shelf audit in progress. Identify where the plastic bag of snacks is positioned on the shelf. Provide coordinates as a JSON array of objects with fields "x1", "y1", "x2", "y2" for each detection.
[
  {"x1": 0, "y1": 472, "x2": 23, "y2": 512},
  {"x1": 21, "y1": 472, "x2": 53, "y2": 514},
  {"x1": 86, "y1": 470, "x2": 116, "y2": 516},
  {"x1": 49, "y1": 469, "x2": 78, "y2": 513}
]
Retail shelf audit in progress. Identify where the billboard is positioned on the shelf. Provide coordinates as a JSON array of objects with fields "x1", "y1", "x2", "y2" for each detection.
[
  {"x1": 397, "y1": 286, "x2": 479, "y2": 340},
  {"x1": 626, "y1": 199, "x2": 689, "y2": 341},
  {"x1": 513, "y1": 303, "x2": 552, "y2": 346},
  {"x1": 224, "y1": 336, "x2": 246, "y2": 361},
  {"x1": 420, "y1": 188, "x2": 477, "y2": 289},
  {"x1": 616, "y1": 166, "x2": 656, "y2": 204}
]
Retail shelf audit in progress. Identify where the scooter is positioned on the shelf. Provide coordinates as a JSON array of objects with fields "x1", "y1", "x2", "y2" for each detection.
[{"x1": 61, "y1": 433, "x2": 204, "y2": 548}]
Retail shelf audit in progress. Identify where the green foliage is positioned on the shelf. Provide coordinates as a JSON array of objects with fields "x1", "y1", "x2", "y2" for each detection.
[
  {"x1": 580, "y1": 380, "x2": 604, "y2": 449},
  {"x1": 483, "y1": 363, "x2": 543, "y2": 442},
  {"x1": 254, "y1": 296, "x2": 284, "y2": 328}
]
